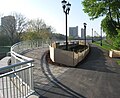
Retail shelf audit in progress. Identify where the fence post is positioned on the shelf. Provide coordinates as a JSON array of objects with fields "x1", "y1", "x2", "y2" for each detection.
[
  {"x1": 29, "y1": 62, "x2": 34, "y2": 91},
  {"x1": 73, "y1": 49, "x2": 74, "y2": 66}
]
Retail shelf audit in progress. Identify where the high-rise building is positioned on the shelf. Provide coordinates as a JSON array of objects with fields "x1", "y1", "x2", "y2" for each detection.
[
  {"x1": 81, "y1": 28, "x2": 84, "y2": 39},
  {"x1": 69, "y1": 26, "x2": 78, "y2": 38},
  {"x1": 1, "y1": 15, "x2": 16, "y2": 35}
]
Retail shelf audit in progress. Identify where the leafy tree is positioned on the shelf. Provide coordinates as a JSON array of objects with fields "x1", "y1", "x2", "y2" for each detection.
[
  {"x1": 82, "y1": 0, "x2": 120, "y2": 29},
  {"x1": 22, "y1": 19, "x2": 53, "y2": 41},
  {"x1": 52, "y1": 33, "x2": 66, "y2": 41},
  {"x1": 112, "y1": 29, "x2": 120, "y2": 50},
  {"x1": 21, "y1": 32, "x2": 41, "y2": 41},
  {"x1": 0, "y1": 35, "x2": 11, "y2": 46},
  {"x1": 86, "y1": 35, "x2": 91, "y2": 38},
  {"x1": 101, "y1": 16, "x2": 118, "y2": 38},
  {"x1": 82, "y1": 0, "x2": 120, "y2": 49},
  {"x1": 68, "y1": 36, "x2": 74, "y2": 40},
  {"x1": 82, "y1": 0, "x2": 120, "y2": 21}
]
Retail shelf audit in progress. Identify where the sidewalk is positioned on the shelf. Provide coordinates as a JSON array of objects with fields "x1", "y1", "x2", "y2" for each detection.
[
  {"x1": 23, "y1": 45, "x2": 120, "y2": 98},
  {"x1": 77, "y1": 44, "x2": 120, "y2": 73}
]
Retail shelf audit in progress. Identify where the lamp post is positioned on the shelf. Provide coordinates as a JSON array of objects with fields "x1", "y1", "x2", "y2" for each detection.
[
  {"x1": 61, "y1": 0, "x2": 71, "y2": 50},
  {"x1": 100, "y1": 27, "x2": 102, "y2": 46},
  {"x1": 92, "y1": 28, "x2": 93, "y2": 43},
  {"x1": 83, "y1": 23, "x2": 87, "y2": 46}
]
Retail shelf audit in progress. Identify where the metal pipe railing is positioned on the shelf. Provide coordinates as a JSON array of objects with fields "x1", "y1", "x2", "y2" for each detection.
[
  {"x1": 0, "y1": 60, "x2": 34, "y2": 98},
  {"x1": 0, "y1": 39, "x2": 50, "y2": 98}
]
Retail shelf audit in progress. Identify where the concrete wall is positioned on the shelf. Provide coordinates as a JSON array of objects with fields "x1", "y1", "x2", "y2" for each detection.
[{"x1": 49, "y1": 45, "x2": 89, "y2": 67}]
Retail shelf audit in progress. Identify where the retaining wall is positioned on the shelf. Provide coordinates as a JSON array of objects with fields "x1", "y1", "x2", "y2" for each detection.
[{"x1": 49, "y1": 44, "x2": 90, "y2": 67}]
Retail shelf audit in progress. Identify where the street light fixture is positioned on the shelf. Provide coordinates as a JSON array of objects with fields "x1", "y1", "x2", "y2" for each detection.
[
  {"x1": 83, "y1": 23, "x2": 87, "y2": 46},
  {"x1": 100, "y1": 27, "x2": 102, "y2": 46},
  {"x1": 92, "y1": 28, "x2": 93, "y2": 43},
  {"x1": 61, "y1": 0, "x2": 71, "y2": 50}
]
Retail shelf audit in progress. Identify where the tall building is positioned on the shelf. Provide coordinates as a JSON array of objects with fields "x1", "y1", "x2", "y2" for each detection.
[
  {"x1": 81, "y1": 28, "x2": 84, "y2": 39},
  {"x1": 1, "y1": 15, "x2": 16, "y2": 35},
  {"x1": 69, "y1": 26, "x2": 78, "y2": 38}
]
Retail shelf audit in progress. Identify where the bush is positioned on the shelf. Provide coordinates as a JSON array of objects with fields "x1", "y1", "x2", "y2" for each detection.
[
  {"x1": 113, "y1": 29, "x2": 120, "y2": 50},
  {"x1": 0, "y1": 35, "x2": 11, "y2": 46}
]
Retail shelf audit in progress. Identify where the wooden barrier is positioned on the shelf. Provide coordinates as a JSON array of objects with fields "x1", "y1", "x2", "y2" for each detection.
[
  {"x1": 109, "y1": 49, "x2": 120, "y2": 58},
  {"x1": 49, "y1": 44, "x2": 89, "y2": 67}
]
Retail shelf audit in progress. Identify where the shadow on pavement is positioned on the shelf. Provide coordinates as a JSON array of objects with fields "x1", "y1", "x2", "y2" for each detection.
[
  {"x1": 35, "y1": 52, "x2": 86, "y2": 98},
  {"x1": 76, "y1": 45, "x2": 118, "y2": 73}
]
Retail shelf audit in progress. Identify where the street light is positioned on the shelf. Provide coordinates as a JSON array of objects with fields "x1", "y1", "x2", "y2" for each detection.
[
  {"x1": 92, "y1": 28, "x2": 93, "y2": 43},
  {"x1": 83, "y1": 23, "x2": 87, "y2": 46},
  {"x1": 100, "y1": 27, "x2": 102, "y2": 46},
  {"x1": 61, "y1": 0, "x2": 71, "y2": 50}
]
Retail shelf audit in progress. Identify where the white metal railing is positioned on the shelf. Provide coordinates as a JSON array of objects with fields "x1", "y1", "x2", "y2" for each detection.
[
  {"x1": 0, "y1": 39, "x2": 50, "y2": 98},
  {"x1": 0, "y1": 60, "x2": 34, "y2": 98}
]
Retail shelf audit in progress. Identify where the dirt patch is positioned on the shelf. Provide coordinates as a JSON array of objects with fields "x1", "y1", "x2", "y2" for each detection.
[{"x1": 69, "y1": 45, "x2": 88, "y2": 52}]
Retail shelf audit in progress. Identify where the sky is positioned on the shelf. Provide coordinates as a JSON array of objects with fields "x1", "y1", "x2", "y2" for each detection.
[{"x1": 0, "y1": 0, "x2": 104, "y2": 37}]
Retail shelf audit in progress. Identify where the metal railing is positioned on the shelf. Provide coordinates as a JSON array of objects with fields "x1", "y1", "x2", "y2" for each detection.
[
  {"x1": 0, "y1": 39, "x2": 50, "y2": 98},
  {"x1": 0, "y1": 60, "x2": 34, "y2": 98}
]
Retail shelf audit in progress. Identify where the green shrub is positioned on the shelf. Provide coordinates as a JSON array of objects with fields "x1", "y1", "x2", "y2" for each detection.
[
  {"x1": 0, "y1": 35, "x2": 11, "y2": 46},
  {"x1": 113, "y1": 29, "x2": 120, "y2": 50}
]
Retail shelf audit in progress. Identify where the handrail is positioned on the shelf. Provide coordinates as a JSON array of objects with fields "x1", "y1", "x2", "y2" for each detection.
[
  {"x1": 0, "y1": 60, "x2": 34, "y2": 72},
  {"x1": 11, "y1": 50, "x2": 33, "y2": 61},
  {"x1": 0, "y1": 40, "x2": 50, "y2": 98},
  {"x1": 0, "y1": 62, "x2": 34, "y2": 78}
]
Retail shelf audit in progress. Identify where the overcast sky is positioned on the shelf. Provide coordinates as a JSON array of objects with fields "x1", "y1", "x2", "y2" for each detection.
[{"x1": 0, "y1": 0, "x2": 104, "y2": 36}]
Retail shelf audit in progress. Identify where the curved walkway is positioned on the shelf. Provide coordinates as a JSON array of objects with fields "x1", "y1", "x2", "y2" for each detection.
[
  {"x1": 77, "y1": 44, "x2": 120, "y2": 73},
  {"x1": 24, "y1": 44, "x2": 120, "y2": 98}
]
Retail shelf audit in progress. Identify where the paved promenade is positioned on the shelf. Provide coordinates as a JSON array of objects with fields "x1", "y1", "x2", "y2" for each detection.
[{"x1": 24, "y1": 44, "x2": 120, "y2": 98}]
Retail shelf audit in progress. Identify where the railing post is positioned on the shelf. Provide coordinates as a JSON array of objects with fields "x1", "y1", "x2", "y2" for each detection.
[
  {"x1": 73, "y1": 49, "x2": 74, "y2": 66},
  {"x1": 29, "y1": 62, "x2": 34, "y2": 91},
  {"x1": 7, "y1": 40, "x2": 50, "y2": 97},
  {"x1": 42, "y1": 41, "x2": 43, "y2": 48}
]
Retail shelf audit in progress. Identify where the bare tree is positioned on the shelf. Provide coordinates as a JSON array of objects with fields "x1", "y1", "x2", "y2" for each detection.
[
  {"x1": 0, "y1": 13, "x2": 27, "y2": 44},
  {"x1": 12, "y1": 13, "x2": 28, "y2": 41}
]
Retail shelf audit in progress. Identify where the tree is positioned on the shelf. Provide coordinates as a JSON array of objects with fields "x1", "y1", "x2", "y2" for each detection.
[
  {"x1": 21, "y1": 32, "x2": 41, "y2": 41},
  {"x1": 82, "y1": 0, "x2": 120, "y2": 30},
  {"x1": 101, "y1": 16, "x2": 118, "y2": 38},
  {"x1": 52, "y1": 33, "x2": 66, "y2": 41},
  {"x1": 22, "y1": 18, "x2": 53, "y2": 41},
  {"x1": 82, "y1": 0, "x2": 120, "y2": 49},
  {"x1": 0, "y1": 34, "x2": 11, "y2": 46},
  {"x1": 27, "y1": 19, "x2": 45, "y2": 33},
  {"x1": 68, "y1": 36, "x2": 74, "y2": 40},
  {"x1": 0, "y1": 13, "x2": 27, "y2": 44},
  {"x1": 13, "y1": 13, "x2": 28, "y2": 41},
  {"x1": 82, "y1": 0, "x2": 120, "y2": 21}
]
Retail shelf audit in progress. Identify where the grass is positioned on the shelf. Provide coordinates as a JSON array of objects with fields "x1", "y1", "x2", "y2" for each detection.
[
  {"x1": 93, "y1": 40, "x2": 116, "y2": 51},
  {"x1": 93, "y1": 40, "x2": 120, "y2": 65},
  {"x1": 117, "y1": 60, "x2": 120, "y2": 65}
]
